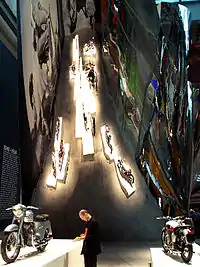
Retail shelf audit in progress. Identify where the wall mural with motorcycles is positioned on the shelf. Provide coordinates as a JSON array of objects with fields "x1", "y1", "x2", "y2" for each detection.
[
  {"x1": 61, "y1": 0, "x2": 96, "y2": 36},
  {"x1": 20, "y1": 0, "x2": 60, "y2": 171}
]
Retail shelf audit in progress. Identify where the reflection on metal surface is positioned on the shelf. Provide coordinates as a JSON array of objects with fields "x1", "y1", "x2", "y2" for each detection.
[{"x1": 138, "y1": 2, "x2": 193, "y2": 213}]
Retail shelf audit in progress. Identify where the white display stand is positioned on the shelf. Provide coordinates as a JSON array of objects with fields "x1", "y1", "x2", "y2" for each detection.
[
  {"x1": 46, "y1": 170, "x2": 57, "y2": 189},
  {"x1": 75, "y1": 95, "x2": 84, "y2": 139},
  {"x1": 80, "y1": 74, "x2": 96, "y2": 115},
  {"x1": 74, "y1": 68, "x2": 80, "y2": 101},
  {"x1": 56, "y1": 143, "x2": 70, "y2": 182},
  {"x1": 100, "y1": 125, "x2": 114, "y2": 161},
  {"x1": 114, "y1": 158, "x2": 136, "y2": 197},
  {"x1": 82, "y1": 116, "x2": 94, "y2": 156},
  {"x1": 150, "y1": 243, "x2": 200, "y2": 267},
  {"x1": 0, "y1": 239, "x2": 84, "y2": 267},
  {"x1": 83, "y1": 46, "x2": 96, "y2": 57}
]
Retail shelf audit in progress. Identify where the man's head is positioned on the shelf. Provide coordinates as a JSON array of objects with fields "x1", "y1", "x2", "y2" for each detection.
[{"x1": 79, "y1": 209, "x2": 92, "y2": 222}]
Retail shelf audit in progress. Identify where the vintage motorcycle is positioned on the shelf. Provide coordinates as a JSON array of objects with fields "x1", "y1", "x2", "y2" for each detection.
[
  {"x1": 157, "y1": 215, "x2": 195, "y2": 263},
  {"x1": 105, "y1": 125, "x2": 113, "y2": 154},
  {"x1": 117, "y1": 159, "x2": 134, "y2": 186},
  {"x1": 1, "y1": 204, "x2": 52, "y2": 264}
]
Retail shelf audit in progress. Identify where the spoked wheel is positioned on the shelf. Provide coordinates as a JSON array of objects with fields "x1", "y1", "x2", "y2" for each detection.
[
  {"x1": 1, "y1": 232, "x2": 21, "y2": 264},
  {"x1": 181, "y1": 244, "x2": 193, "y2": 263},
  {"x1": 161, "y1": 229, "x2": 170, "y2": 254},
  {"x1": 37, "y1": 229, "x2": 49, "y2": 252}
]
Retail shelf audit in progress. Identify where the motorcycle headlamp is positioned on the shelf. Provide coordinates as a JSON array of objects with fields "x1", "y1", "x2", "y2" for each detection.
[{"x1": 13, "y1": 206, "x2": 24, "y2": 218}]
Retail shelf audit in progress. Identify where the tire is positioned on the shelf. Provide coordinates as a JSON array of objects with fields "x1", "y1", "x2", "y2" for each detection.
[
  {"x1": 161, "y1": 229, "x2": 170, "y2": 254},
  {"x1": 37, "y1": 229, "x2": 49, "y2": 253},
  {"x1": 37, "y1": 244, "x2": 48, "y2": 252},
  {"x1": 181, "y1": 244, "x2": 193, "y2": 263},
  {"x1": 68, "y1": 0, "x2": 77, "y2": 33},
  {"x1": 1, "y1": 232, "x2": 21, "y2": 264}
]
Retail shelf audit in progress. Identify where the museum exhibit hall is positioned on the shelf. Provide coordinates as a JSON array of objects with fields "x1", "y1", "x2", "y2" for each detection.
[{"x1": 1, "y1": 0, "x2": 200, "y2": 266}]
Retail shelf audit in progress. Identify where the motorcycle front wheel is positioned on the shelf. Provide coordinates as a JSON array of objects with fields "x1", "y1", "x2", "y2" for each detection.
[
  {"x1": 161, "y1": 229, "x2": 170, "y2": 253},
  {"x1": 181, "y1": 244, "x2": 193, "y2": 263},
  {"x1": 1, "y1": 232, "x2": 21, "y2": 263}
]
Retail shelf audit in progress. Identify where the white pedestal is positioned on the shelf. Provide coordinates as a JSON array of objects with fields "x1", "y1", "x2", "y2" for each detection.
[
  {"x1": 0, "y1": 239, "x2": 84, "y2": 267},
  {"x1": 114, "y1": 158, "x2": 136, "y2": 197},
  {"x1": 100, "y1": 125, "x2": 114, "y2": 161},
  {"x1": 56, "y1": 143, "x2": 70, "y2": 182},
  {"x1": 150, "y1": 243, "x2": 200, "y2": 267},
  {"x1": 75, "y1": 95, "x2": 84, "y2": 139},
  {"x1": 46, "y1": 170, "x2": 57, "y2": 189},
  {"x1": 82, "y1": 119, "x2": 94, "y2": 156}
]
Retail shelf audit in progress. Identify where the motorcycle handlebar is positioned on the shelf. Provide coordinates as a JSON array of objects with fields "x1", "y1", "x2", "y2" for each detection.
[
  {"x1": 27, "y1": 206, "x2": 39, "y2": 210},
  {"x1": 156, "y1": 216, "x2": 171, "y2": 220},
  {"x1": 6, "y1": 207, "x2": 13, "y2": 211},
  {"x1": 156, "y1": 215, "x2": 186, "y2": 220}
]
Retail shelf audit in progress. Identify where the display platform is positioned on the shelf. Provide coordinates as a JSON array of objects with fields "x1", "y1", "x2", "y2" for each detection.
[
  {"x1": 114, "y1": 158, "x2": 136, "y2": 197},
  {"x1": 46, "y1": 169, "x2": 57, "y2": 189},
  {"x1": 0, "y1": 239, "x2": 83, "y2": 267},
  {"x1": 100, "y1": 125, "x2": 114, "y2": 161},
  {"x1": 82, "y1": 118, "x2": 94, "y2": 156},
  {"x1": 151, "y1": 243, "x2": 200, "y2": 267},
  {"x1": 75, "y1": 95, "x2": 84, "y2": 139}
]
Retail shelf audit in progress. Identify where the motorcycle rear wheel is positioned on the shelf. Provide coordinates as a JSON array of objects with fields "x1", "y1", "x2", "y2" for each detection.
[
  {"x1": 181, "y1": 244, "x2": 193, "y2": 263},
  {"x1": 1, "y1": 232, "x2": 21, "y2": 264},
  {"x1": 37, "y1": 244, "x2": 47, "y2": 252},
  {"x1": 37, "y1": 229, "x2": 49, "y2": 252},
  {"x1": 161, "y1": 229, "x2": 170, "y2": 253}
]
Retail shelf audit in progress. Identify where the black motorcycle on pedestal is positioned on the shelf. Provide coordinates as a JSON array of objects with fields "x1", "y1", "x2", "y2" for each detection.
[
  {"x1": 117, "y1": 159, "x2": 134, "y2": 186},
  {"x1": 157, "y1": 216, "x2": 195, "y2": 263}
]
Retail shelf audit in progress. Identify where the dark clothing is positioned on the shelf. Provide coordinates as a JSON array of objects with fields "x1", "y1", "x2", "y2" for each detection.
[
  {"x1": 191, "y1": 212, "x2": 200, "y2": 238},
  {"x1": 191, "y1": 212, "x2": 200, "y2": 222},
  {"x1": 81, "y1": 217, "x2": 101, "y2": 256},
  {"x1": 88, "y1": 71, "x2": 95, "y2": 83},
  {"x1": 84, "y1": 254, "x2": 97, "y2": 267}
]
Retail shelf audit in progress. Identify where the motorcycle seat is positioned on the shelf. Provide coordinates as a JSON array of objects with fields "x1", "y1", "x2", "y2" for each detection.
[{"x1": 35, "y1": 214, "x2": 49, "y2": 222}]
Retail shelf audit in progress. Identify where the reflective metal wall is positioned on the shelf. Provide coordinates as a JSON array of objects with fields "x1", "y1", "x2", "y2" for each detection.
[{"x1": 141, "y1": 2, "x2": 192, "y2": 212}]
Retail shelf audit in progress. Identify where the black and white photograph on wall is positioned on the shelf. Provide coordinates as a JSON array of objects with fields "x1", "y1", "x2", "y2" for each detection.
[
  {"x1": 20, "y1": 0, "x2": 60, "y2": 167},
  {"x1": 61, "y1": 0, "x2": 96, "y2": 36}
]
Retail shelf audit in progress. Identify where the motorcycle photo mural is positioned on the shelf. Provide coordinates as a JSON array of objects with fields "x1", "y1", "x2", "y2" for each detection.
[
  {"x1": 61, "y1": 0, "x2": 96, "y2": 35},
  {"x1": 20, "y1": 0, "x2": 60, "y2": 168}
]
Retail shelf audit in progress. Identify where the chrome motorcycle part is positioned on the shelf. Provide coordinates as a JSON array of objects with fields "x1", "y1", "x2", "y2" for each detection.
[
  {"x1": 161, "y1": 229, "x2": 170, "y2": 253},
  {"x1": 24, "y1": 210, "x2": 34, "y2": 223},
  {"x1": 12, "y1": 204, "x2": 24, "y2": 218}
]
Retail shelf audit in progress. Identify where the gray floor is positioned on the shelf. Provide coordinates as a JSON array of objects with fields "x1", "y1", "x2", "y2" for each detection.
[{"x1": 98, "y1": 242, "x2": 158, "y2": 267}]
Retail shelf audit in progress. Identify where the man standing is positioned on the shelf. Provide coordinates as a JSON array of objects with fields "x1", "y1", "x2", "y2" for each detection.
[{"x1": 79, "y1": 209, "x2": 101, "y2": 267}]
